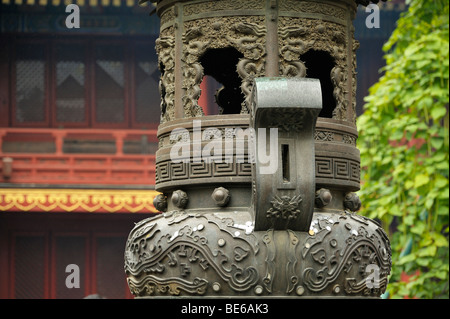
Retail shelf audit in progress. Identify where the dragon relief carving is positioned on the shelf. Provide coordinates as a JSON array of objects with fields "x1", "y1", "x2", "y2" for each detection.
[
  {"x1": 278, "y1": 25, "x2": 310, "y2": 78},
  {"x1": 351, "y1": 36, "x2": 360, "y2": 124},
  {"x1": 155, "y1": 28, "x2": 176, "y2": 124},
  {"x1": 230, "y1": 22, "x2": 266, "y2": 114},
  {"x1": 182, "y1": 27, "x2": 209, "y2": 118},
  {"x1": 181, "y1": 17, "x2": 266, "y2": 118},
  {"x1": 278, "y1": 18, "x2": 349, "y2": 121}
]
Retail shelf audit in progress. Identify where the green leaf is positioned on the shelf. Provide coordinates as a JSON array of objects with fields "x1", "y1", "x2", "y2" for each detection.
[
  {"x1": 390, "y1": 204, "x2": 403, "y2": 217},
  {"x1": 431, "y1": 137, "x2": 444, "y2": 150},
  {"x1": 433, "y1": 233, "x2": 449, "y2": 247},
  {"x1": 437, "y1": 206, "x2": 449, "y2": 216},
  {"x1": 405, "y1": 180, "x2": 415, "y2": 189},
  {"x1": 432, "y1": 153, "x2": 447, "y2": 163},
  {"x1": 435, "y1": 160, "x2": 449, "y2": 170},
  {"x1": 440, "y1": 188, "x2": 449, "y2": 199},
  {"x1": 425, "y1": 197, "x2": 434, "y2": 210},
  {"x1": 435, "y1": 271, "x2": 448, "y2": 280},
  {"x1": 414, "y1": 174, "x2": 430, "y2": 188},
  {"x1": 417, "y1": 96, "x2": 433, "y2": 110},
  {"x1": 434, "y1": 175, "x2": 449, "y2": 188},
  {"x1": 404, "y1": 214, "x2": 416, "y2": 226},
  {"x1": 416, "y1": 257, "x2": 431, "y2": 267},
  {"x1": 411, "y1": 223, "x2": 426, "y2": 235},
  {"x1": 416, "y1": 59, "x2": 431, "y2": 69},
  {"x1": 417, "y1": 245, "x2": 437, "y2": 257},
  {"x1": 420, "y1": 235, "x2": 433, "y2": 246},
  {"x1": 358, "y1": 0, "x2": 449, "y2": 299},
  {"x1": 398, "y1": 253, "x2": 416, "y2": 265},
  {"x1": 390, "y1": 130, "x2": 405, "y2": 141}
]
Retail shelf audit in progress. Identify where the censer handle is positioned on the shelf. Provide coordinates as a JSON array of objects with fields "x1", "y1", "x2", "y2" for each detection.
[{"x1": 250, "y1": 77, "x2": 322, "y2": 232}]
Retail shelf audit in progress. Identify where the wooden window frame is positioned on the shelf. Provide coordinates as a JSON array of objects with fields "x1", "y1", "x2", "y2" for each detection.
[
  {"x1": 11, "y1": 38, "x2": 51, "y2": 128},
  {"x1": 50, "y1": 232, "x2": 91, "y2": 299},
  {"x1": 130, "y1": 39, "x2": 161, "y2": 130},
  {"x1": 93, "y1": 232, "x2": 134, "y2": 299},
  {"x1": 51, "y1": 39, "x2": 91, "y2": 128},
  {"x1": 8, "y1": 229, "x2": 133, "y2": 299},
  {"x1": 0, "y1": 36, "x2": 11, "y2": 127},
  {"x1": 8, "y1": 36, "x2": 160, "y2": 129},
  {"x1": 10, "y1": 231, "x2": 50, "y2": 299},
  {"x1": 90, "y1": 39, "x2": 130, "y2": 129}
]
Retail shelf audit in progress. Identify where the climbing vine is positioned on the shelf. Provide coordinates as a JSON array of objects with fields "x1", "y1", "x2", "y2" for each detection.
[{"x1": 357, "y1": 0, "x2": 449, "y2": 298}]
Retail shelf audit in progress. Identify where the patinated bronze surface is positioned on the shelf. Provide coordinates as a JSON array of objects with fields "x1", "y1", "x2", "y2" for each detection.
[{"x1": 125, "y1": 0, "x2": 391, "y2": 298}]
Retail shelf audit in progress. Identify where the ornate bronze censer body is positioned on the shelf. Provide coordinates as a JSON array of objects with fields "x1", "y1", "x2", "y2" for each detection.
[{"x1": 124, "y1": 0, "x2": 391, "y2": 298}]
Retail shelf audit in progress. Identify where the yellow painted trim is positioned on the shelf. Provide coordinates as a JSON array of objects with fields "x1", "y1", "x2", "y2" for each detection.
[{"x1": 0, "y1": 188, "x2": 160, "y2": 213}]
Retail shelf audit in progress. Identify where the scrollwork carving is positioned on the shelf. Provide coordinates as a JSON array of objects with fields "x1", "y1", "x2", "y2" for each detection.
[
  {"x1": 286, "y1": 230, "x2": 299, "y2": 293},
  {"x1": 127, "y1": 275, "x2": 208, "y2": 297},
  {"x1": 262, "y1": 229, "x2": 275, "y2": 293},
  {"x1": 279, "y1": 0, "x2": 348, "y2": 21},
  {"x1": 125, "y1": 213, "x2": 260, "y2": 296},
  {"x1": 302, "y1": 213, "x2": 391, "y2": 296},
  {"x1": 160, "y1": 7, "x2": 175, "y2": 27},
  {"x1": 184, "y1": 0, "x2": 264, "y2": 16},
  {"x1": 125, "y1": 211, "x2": 391, "y2": 297}
]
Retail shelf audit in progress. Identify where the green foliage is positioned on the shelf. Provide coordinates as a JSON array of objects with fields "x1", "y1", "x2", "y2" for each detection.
[{"x1": 357, "y1": 0, "x2": 449, "y2": 299}]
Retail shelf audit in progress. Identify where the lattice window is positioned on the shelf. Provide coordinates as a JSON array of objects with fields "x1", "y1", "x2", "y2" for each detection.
[
  {"x1": 96, "y1": 237, "x2": 128, "y2": 299},
  {"x1": 55, "y1": 44, "x2": 86, "y2": 124},
  {"x1": 134, "y1": 43, "x2": 161, "y2": 125},
  {"x1": 15, "y1": 44, "x2": 46, "y2": 124},
  {"x1": 94, "y1": 45, "x2": 126, "y2": 125},
  {"x1": 55, "y1": 236, "x2": 87, "y2": 299},
  {"x1": 14, "y1": 235, "x2": 46, "y2": 299},
  {"x1": 9, "y1": 37, "x2": 161, "y2": 128},
  {"x1": 4, "y1": 214, "x2": 141, "y2": 299}
]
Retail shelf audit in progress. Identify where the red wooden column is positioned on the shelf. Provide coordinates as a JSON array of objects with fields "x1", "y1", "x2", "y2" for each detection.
[
  {"x1": 112, "y1": 132, "x2": 126, "y2": 156},
  {"x1": 198, "y1": 76, "x2": 210, "y2": 115},
  {"x1": 52, "y1": 131, "x2": 66, "y2": 156}
]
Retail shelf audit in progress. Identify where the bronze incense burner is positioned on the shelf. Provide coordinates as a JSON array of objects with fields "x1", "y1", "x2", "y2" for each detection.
[{"x1": 124, "y1": 0, "x2": 391, "y2": 298}]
